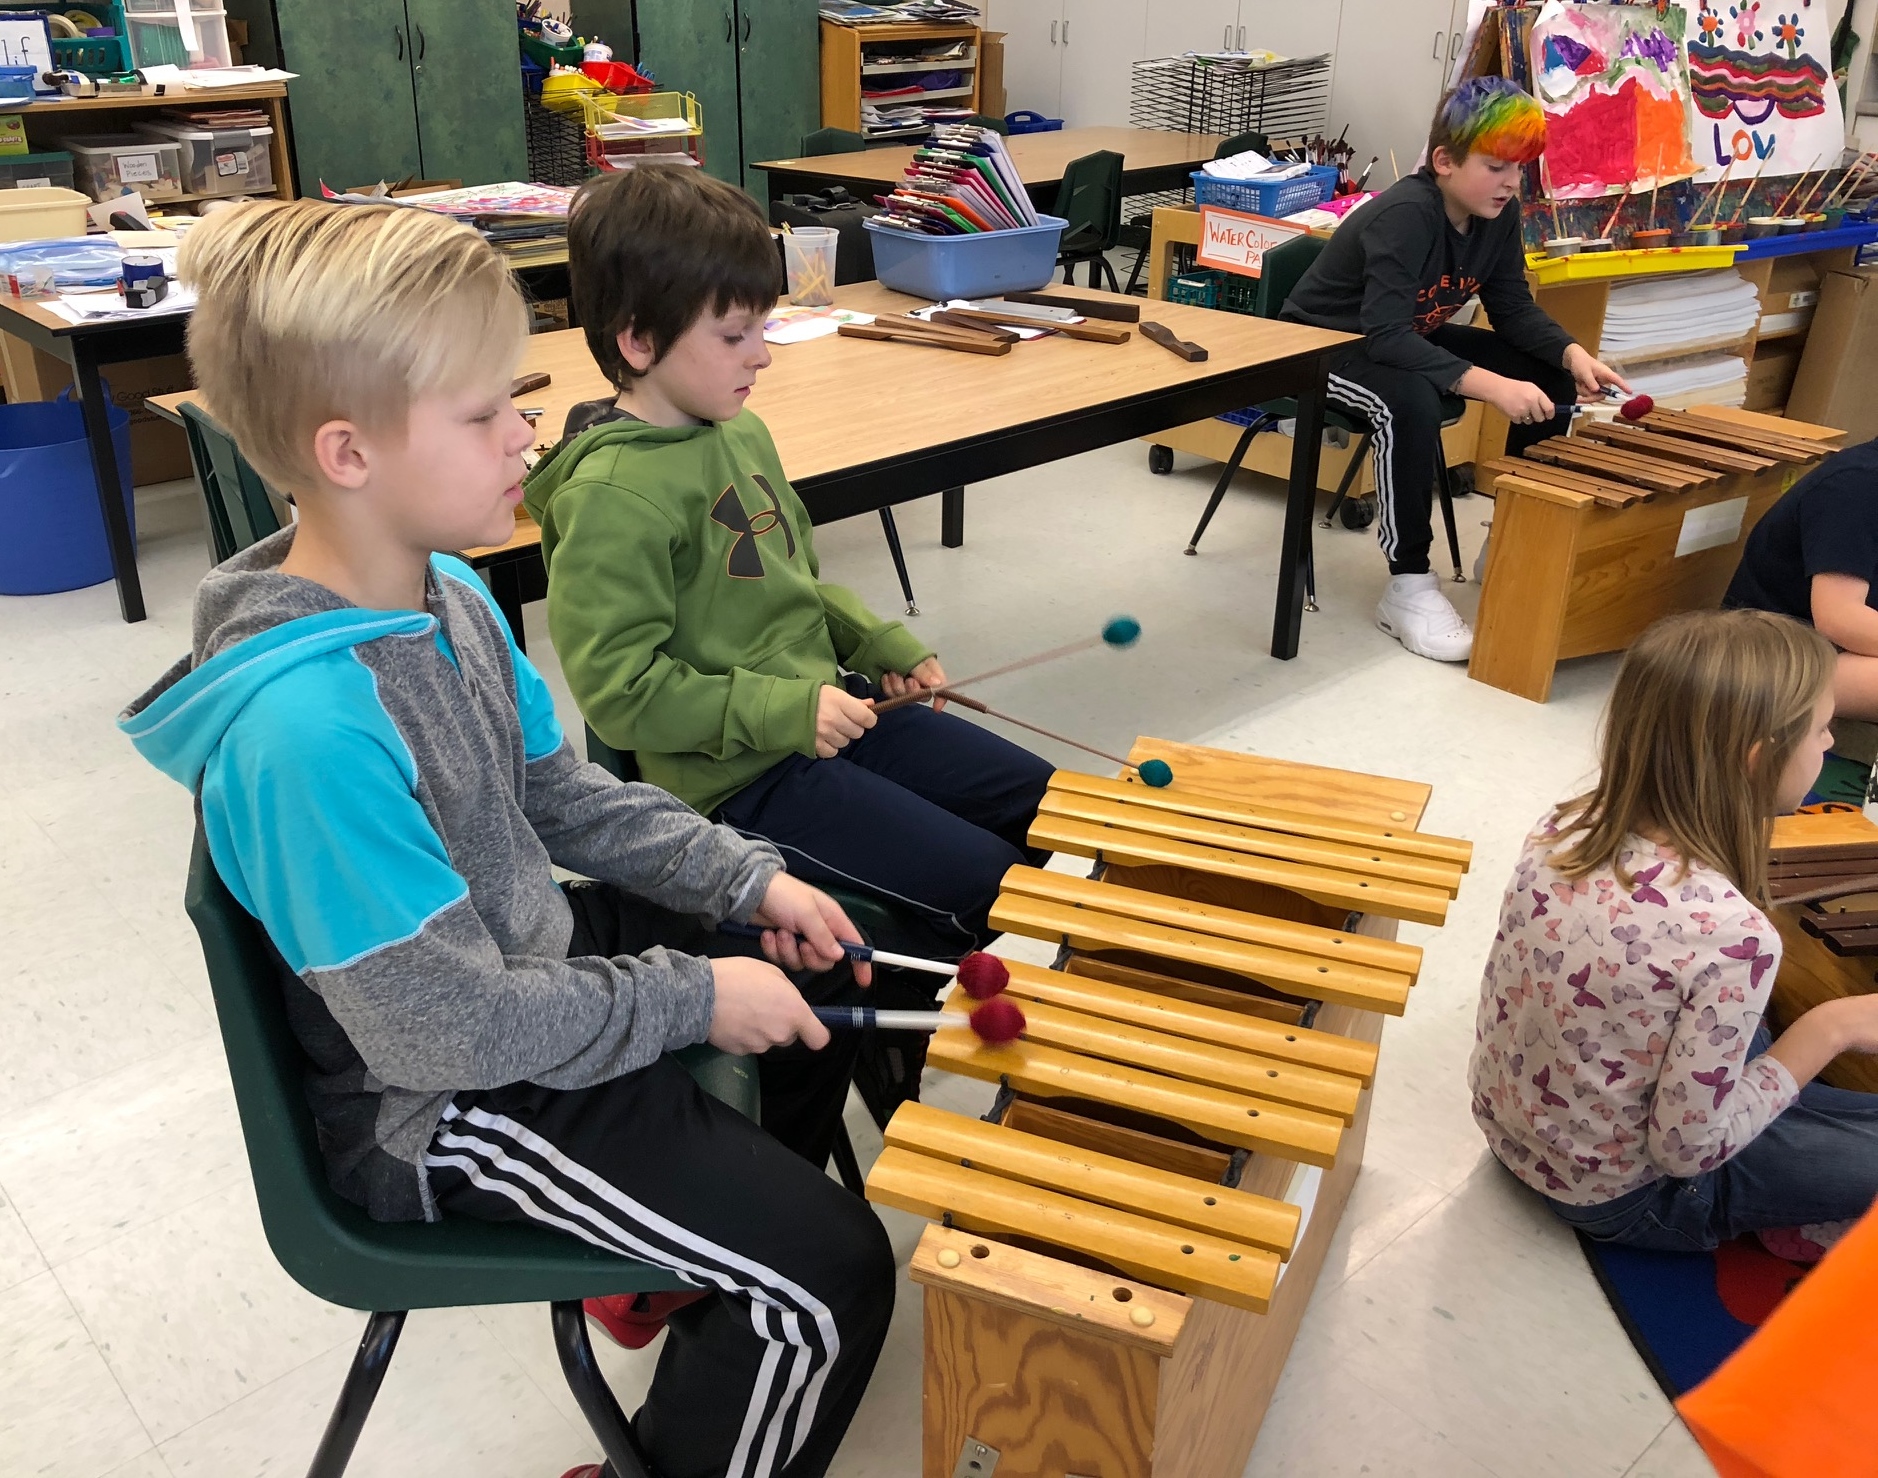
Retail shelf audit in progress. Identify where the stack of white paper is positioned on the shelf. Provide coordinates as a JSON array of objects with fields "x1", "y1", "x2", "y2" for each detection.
[{"x1": 1597, "y1": 269, "x2": 1762, "y2": 366}]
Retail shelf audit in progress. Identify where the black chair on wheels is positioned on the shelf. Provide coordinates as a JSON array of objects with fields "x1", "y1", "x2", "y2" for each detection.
[
  {"x1": 1171, "y1": 234, "x2": 1466, "y2": 609},
  {"x1": 1053, "y1": 149, "x2": 1124, "y2": 290}
]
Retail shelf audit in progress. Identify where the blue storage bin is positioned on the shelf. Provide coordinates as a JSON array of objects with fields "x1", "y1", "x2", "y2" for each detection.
[
  {"x1": 1192, "y1": 164, "x2": 1339, "y2": 218},
  {"x1": 0, "y1": 389, "x2": 134, "y2": 596},
  {"x1": 1004, "y1": 110, "x2": 1063, "y2": 134},
  {"x1": 864, "y1": 214, "x2": 1067, "y2": 300},
  {"x1": 0, "y1": 65, "x2": 36, "y2": 103}
]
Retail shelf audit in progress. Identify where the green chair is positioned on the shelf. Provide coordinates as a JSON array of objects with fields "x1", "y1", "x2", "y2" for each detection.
[
  {"x1": 181, "y1": 401, "x2": 283, "y2": 563},
  {"x1": 186, "y1": 828, "x2": 759, "y2": 1476},
  {"x1": 801, "y1": 126, "x2": 866, "y2": 156},
  {"x1": 1053, "y1": 149, "x2": 1124, "y2": 291},
  {"x1": 1214, "y1": 129, "x2": 1270, "y2": 162},
  {"x1": 1170, "y1": 235, "x2": 1466, "y2": 600},
  {"x1": 964, "y1": 113, "x2": 1009, "y2": 135},
  {"x1": 1121, "y1": 133, "x2": 1272, "y2": 295}
]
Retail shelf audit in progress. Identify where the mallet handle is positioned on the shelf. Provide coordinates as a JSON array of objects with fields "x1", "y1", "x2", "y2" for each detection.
[
  {"x1": 812, "y1": 1007, "x2": 967, "y2": 1032},
  {"x1": 717, "y1": 921, "x2": 958, "y2": 976}
]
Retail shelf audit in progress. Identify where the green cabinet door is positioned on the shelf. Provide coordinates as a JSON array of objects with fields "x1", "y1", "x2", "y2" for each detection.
[
  {"x1": 274, "y1": 0, "x2": 421, "y2": 195},
  {"x1": 406, "y1": 0, "x2": 527, "y2": 185},
  {"x1": 635, "y1": 0, "x2": 742, "y2": 183},
  {"x1": 734, "y1": 0, "x2": 819, "y2": 191}
]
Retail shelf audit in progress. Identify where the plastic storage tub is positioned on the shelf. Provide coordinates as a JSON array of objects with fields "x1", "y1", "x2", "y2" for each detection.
[
  {"x1": 0, "y1": 152, "x2": 76, "y2": 192},
  {"x1": 0, "y1": 186, "x2": 92, "y2": 242},
  {"x1": 0, "y1": 391, "x2": 134, "y2": 596},
  {"x1": 1192, "y1": 164, "x2": 1339, "y2": 218},
  {"x1": 864, "y1": 214, "x2": 1067, "y2": 299},
  {"x1": 134, "y1": 119, "x2": 272, "y2": 195},
  {"x1": 1004, "y1": 110, "x2": 1063, "y2": 134},
  {"x1": 0, "y1": 66, "x2": 35, "y2": 104},
  {"x1": 63, "y1": 134, "x2": 184, "y2": 202},
  {"x1": 124, "y1": 0, "x2": 232, "y2": 70}
]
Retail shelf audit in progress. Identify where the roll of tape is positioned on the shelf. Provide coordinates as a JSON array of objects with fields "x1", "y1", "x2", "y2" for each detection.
[{"x1": 122, "y1": 252, "x2": 165, "y2": 290}]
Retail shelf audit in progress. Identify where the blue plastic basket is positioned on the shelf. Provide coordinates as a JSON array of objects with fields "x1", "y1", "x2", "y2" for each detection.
[
  {"x1": 864, "y1": 214, "x2": 1067, "y2": 300},
  {"x1": 1192, "y1": 164, "x2": 1339, "y2": 218},
  {"x1": 1004, "y1": 110, "x2": 1063, "y2": 134},
  {"x1": 0, "y1": 66, "x2": 34, "y2": 103}
]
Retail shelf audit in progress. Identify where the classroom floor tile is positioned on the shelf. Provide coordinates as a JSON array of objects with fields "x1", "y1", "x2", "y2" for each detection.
[{"x1": 0, "y1": 447, "x2": 1711, "y2": 1477}]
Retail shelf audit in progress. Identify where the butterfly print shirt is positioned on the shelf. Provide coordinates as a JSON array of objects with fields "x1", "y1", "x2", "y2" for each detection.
[{"x1": 1467, "y1": 820, "x2": 1798, "y2": 1206}]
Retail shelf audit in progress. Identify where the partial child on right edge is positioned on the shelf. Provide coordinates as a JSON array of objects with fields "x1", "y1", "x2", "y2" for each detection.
[
  {"x1": 1470, "y1": 610, "x2": 1878, "y2": 1263},
  {"x1": 1282, "y1": 77, "x2": 1631, "y2": 663}
]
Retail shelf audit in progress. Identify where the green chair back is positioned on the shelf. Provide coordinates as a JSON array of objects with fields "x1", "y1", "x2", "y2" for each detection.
[
  {"x1": 180, "y1": 401, "x2": 282, "y2": 562},
  {"x1": 1252, "y1": 232, "x2": 1327, "y2": 319},
  {"x1": 1214, "y1": 130, "x2": 1270, "y2": 161},
  {"x1": 965, "y1": 114, "x2": 1009, "y2": 135},
  {"x1": 184, "y1": 826, "x2": 756, "y2": 1312},
  {"x1": 801, "y1": 127, "x2": 866, "y2": 156},
  {"x1": 1055, "y1": 149, "x2": 1124, "y2": 255}
]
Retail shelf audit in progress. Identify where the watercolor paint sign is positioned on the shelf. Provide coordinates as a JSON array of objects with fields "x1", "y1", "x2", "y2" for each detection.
[
  {"x1": 1195, "y1": 206, "x2": 1305, "y2": 278},
  {"x1": 1676, "y1": 0, "x2": 1846, "y2": 179},
  {"x1": 1530, "y1": 0, "x2": 1699, "y2": 199}
]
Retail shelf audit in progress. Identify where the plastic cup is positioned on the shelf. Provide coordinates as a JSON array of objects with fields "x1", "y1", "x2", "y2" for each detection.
[
  {"x1": 782, "y1": 227, "x2": 839, "y2": 307},
  {"x1": 1544, "y1": 236, "x2": 1583, "y2": 257},
  {"x1": 1776, "y1": 216, "x2": 1807, "y2": 235},
  {"x1": 1630, "y1": 228, "x2": 1673, "y2": 249},
  {"x1": 1720, "y1": 222, "x2": 1747, "y2": 244},
  {"x1": 1745, "y1": 217, "x2": 1781, "y2": 239},
  {"x1": 1581, "y1": 237, "x2": 1616, "y2": 253}
]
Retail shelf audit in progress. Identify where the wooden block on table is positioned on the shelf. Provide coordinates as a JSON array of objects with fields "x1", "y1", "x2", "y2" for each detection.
[
  {"x1": 1120, "y1": 736, "x2": 1433, "y2": 830},
  {"x1": 1141, "y1": 320, "x2": 1208, "y2": 361},
  {"x1": 1004, "y1": 288, "x2": 1143, "y2": 322}
]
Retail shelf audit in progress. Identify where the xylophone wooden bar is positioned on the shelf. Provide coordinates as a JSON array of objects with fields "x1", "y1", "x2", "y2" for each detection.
[
  {"x1": 884, "y1": 1102, "x2": 1303, "y2": 1257},
  {"x1": 1767, "y1": 811, "x2": 1878, "y2": 1092},
  {"x1": 1471, "y1": 404, "x2": 1842, "y2": 703}
]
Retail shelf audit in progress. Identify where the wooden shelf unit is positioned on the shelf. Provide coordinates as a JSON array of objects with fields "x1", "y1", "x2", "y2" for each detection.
[
  {"x1": 820, "y1": 20, "x2": 980, "y2": 140},
  {"x1": 13, "y1": 82, "x2": 293, "y2": 209}
]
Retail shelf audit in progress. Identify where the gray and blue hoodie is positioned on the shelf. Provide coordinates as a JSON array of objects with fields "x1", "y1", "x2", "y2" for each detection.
[{"x1": 120, "y1": 528, "x2": 783, "y2": 1220}]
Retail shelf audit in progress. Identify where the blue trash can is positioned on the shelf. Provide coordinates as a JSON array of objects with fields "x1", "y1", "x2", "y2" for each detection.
[{"x1": 0, "y1": 388, "x2": 135, "y2": 597}]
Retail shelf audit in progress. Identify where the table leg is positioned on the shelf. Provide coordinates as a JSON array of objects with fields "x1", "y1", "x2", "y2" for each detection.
[
  {"x1": 941, "y1": 487, "x2": 964, "y2": 548},
  {"x1": 1271, "y1": 367, "x2": 1327, "y2": 660},
  {"x1": 73, "y1": 353, "x2": 145, "y2": 623}
]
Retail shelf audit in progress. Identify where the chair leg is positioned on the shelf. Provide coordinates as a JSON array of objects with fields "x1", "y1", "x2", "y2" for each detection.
[
  {"x1": 1304, "y1": 537, "x2": 1318, "y2": 614},
  {"x1": 1123, "y1": 244, "x2": 1149, "y2": 295},
  {"x1": 1184, "y1": 417, "x2": 1266, "y2": 556},
  {"x1": 877, "y1": 507, "x2": 918, "y2": 616},
  {"x1": 553, "y1": 1301, "x2": 657, "y2": 1478},
  {"x1": 1099, "y1": 255, "x2": 1119, "y2": 293},
  {"x1": 305, "y1": 1311, "x2": 406, "y2": 1478},
  {"x1": 1434, "y1": 443, "x2": 1464, "y2": 582},
  {"x1": 1320, "y1": 432, "x2": 1373, "y2": 529},
  {"x1": 829, "y1": 1119, "x2": 866, "y2": 1196}
]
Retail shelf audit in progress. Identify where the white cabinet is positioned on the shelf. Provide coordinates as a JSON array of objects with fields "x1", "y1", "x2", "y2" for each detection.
[
  {"x1": 1144, "y1": 0, "x2": 1241, "y2": 58},
  {"x1": 988, "y1": 0, "x2": 1148, "y2": 126},
  {"x1": 1234, "y1": 0, "x2": 1341, "y2": 64},
  {"x1": 1326, "y1": 0, "x2": 1459, "y2": 173}
]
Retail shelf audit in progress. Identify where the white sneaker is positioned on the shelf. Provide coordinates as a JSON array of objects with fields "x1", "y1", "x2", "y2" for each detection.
[{"x1": 1377, "y1": 572, "x2": 1474, "y2": 662}]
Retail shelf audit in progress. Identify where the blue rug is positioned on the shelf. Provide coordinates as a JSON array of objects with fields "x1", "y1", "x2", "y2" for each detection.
[{"x1": 1575, "y1": 1233, "x2": 1810, "y2": 1397}]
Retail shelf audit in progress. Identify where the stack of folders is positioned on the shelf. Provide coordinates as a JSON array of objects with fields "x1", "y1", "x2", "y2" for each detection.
[{"x1": 871, "y1": 126, "x2": 1040, "y2": 234}]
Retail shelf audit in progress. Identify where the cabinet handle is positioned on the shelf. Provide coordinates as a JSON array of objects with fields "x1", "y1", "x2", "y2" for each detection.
[
  {"x1": 742, "y1": 12, "x2": 751, "y2": 42},
  {"x1": 1450, "y1": 29, "x2": 1464, "y2": 60},
  {"x1": 1431, "y1": 29, "x2": 1444, "y2": 59},
  {"x1": 725, "y1": 9, "x2": 733, "y2": 40},
  {"x1": 1062, "y1": 18, "x2": 1069, "y2": 43},
  {"x1": 1237, "y1": 25, "x2": 1245, "y2": 48},
  {"x1": 415, "y1": 25, "x2": 426, "y2": 61},
  {"x1": 1223, "y1": 24, "x2": 1230, "y2": 47},
  {"x1": 394, "y1": 25, "x2": 403, "y2": 61},
  {"x1": 1049, "y1": 19, "x2": 1056, "y2": 43}
]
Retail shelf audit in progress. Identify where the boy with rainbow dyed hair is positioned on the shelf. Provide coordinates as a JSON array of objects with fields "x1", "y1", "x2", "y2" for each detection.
[{"x1": 1284, "y1": 76, "x2": 1630, "y2": 662}]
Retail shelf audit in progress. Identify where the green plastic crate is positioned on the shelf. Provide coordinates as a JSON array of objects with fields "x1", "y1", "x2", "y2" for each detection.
[
  {"x1": 0, "y1": 1, "x2": 133, "y2": 76},
  {"x1": 1167, "y1": 270, "x2": 1220, "y2": 308}
]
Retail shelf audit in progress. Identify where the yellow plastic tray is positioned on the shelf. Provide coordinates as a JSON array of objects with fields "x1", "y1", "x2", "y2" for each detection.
[{"x1": 1525, "y1": 243, "x2": 1743, "y2": 284}]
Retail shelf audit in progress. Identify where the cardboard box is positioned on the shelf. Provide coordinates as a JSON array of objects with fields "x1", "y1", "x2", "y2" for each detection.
[
  {"x1": 978, "y1": 32, "x2": 1006, "y2": 121},
  {"x1": 1789, "y1": 265, "x2": 1878, "y2": 443},
  {"x1": 0, "y1": 114, "x2": 25, "y2": 157},
  {"x1": 1745, "y1": 338, "x2": 1802, "y2": 412}
]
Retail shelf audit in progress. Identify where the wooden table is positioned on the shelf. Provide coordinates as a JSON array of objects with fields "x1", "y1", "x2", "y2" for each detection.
[
  {"x1": 750, "y1": 127, "x2": 1224, "y2": 211},
  {"x1": 151, "y1": 280, "x2": 1350, "y2": 659}
]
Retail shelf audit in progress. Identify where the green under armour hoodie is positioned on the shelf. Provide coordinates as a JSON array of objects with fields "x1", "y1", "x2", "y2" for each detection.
[{"x1": 523, "y1": 409, "x2": 934, "y2": 817}]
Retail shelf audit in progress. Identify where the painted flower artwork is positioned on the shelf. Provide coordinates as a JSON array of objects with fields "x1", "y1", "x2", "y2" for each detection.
[
  {"x1": 1729, "y1": 1, "x2": 1763, "y2": 46},
  {"x1": 1772, "y1": 13, "x2": 1804, "y2": 57}
]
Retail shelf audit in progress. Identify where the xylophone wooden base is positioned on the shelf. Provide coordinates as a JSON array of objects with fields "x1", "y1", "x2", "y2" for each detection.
[
  {"x1": 1766, "y1": 811, "x2": 1878, "y2": 1094},
  {"x1": 915, "y1": 1011, "x2": 1380, "y2": 1478},
  {"x1": 1469, "y1": 406, "x2": 1840, "y2": 704}
]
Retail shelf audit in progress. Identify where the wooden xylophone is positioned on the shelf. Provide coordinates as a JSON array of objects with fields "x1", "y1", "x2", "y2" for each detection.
[
  {"x1": 1471, "y1": 405, "x2": 1843, "y2": 704},
  {"x1": 863, "y1": 738, "x2": 1473, "y2": 1478},
  {"x1": 1766, "y1": 809, "x2": 1878, "y2": 1094}
]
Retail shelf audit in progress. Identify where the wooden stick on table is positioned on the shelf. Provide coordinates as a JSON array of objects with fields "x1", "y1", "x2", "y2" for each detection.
[
  {"x1": 836, "y1": 322, "x2": 1011, "y2": 355},
  {"x1": 939, "y1": 306, "x2": 1133, "y2": 344}
]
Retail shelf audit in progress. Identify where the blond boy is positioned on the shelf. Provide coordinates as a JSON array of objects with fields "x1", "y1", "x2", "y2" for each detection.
[{"x1": 118, "y1": 200, "x2": 892, "y2": 1478}]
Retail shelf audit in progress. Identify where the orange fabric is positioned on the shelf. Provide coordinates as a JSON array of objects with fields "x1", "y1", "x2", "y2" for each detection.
[{"x1": 1677, "y1": 1206, "x2": 1878, "y2": 1477}]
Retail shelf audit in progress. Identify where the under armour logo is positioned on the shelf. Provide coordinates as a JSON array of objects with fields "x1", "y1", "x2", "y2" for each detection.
[{"x1": 710, "y1": 474, "x2": 796, "y2": 579}]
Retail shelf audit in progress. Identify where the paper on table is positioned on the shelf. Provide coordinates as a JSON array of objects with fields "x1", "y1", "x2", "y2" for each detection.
[
  {"x1": 763, "y1": 304, "x2": 876, "y2": 343},
  {"x1": 137, "y1": 64, "x2": 299, "y2": 88},
  {"x1": 44, "y1": 283, "x2": 198, "y2": 323},
  {"x1": 913, "y1": 301, "x2": 1056, "y2": 338}
]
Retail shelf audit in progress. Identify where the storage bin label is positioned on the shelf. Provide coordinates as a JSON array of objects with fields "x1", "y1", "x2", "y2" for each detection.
[
  {"x1": 214, "y1": 150, "x2": 246, "y2": 177},
  {"x1": 116, "y1": 153, "x2": 160, "y2": 183},
  {"x1": 1196, "y1": 205, "x2": 1306, "y2": 279}
]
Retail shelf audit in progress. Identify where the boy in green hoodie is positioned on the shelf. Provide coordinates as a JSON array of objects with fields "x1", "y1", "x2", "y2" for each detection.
[{"x1": 525, "y1": 168, "x2": 1055, "y2": 978}]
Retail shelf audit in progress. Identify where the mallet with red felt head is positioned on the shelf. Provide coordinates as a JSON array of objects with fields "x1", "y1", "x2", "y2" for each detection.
[
  {"x1": 717, "y1": 923, "x2": 1013, "y2": 994},
  {"x1": 812, "y1": 995, "x2": 1027, "y2": 1043}
]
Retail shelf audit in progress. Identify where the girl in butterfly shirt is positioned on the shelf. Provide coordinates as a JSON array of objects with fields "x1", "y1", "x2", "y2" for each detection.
[{"x1": 1470, "y1": 609, "x2": 1878, "y2": 1257}]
